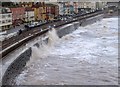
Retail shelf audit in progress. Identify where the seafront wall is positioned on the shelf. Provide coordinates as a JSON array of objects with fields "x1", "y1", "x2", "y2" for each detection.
[
  {"x1": 2, "y1": 13, "x2": 104, "y2": 85},
  {"x1": 2, "y1": 22, "x2": 80, "y2": 85}
]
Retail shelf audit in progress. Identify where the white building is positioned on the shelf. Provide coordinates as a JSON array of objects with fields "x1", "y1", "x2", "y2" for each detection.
[
  {"x1": 78, "y1": 2, "x2": 107, "y2": 10},
  {"x1": 107, "y1": 2, "x2": 119, "y2": 7},
  {"x1": 25, "y1": 7, "x2": 35, "y2": 22},
  {"x1": 58, "y1": 2, "x2": 64, "y2": 15},
  {"x1": 96, "y1": 2, "x2": 107, "y2": 10},
  {"x1": 78, "y1": 2, "x2": 96, "y2": 9},
  {"x1": 0, "y1": 7, "x2": 12, "y2": 31}
]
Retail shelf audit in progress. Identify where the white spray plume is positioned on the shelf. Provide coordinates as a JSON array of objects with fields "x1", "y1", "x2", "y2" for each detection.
[{"x1": 26, "y1": 28, "x2": 59, "y2": 67}]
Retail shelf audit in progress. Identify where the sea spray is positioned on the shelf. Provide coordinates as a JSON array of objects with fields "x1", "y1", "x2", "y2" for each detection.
[
  {"x1": 48, "y1": 28, "x2": 59, "y2": 46},
  {"x1": 15, "y1": 18, "x2": 118, "y2": 85},
  {"x1": 26, "y1": 28, "x2": 59, "y2": 66}
]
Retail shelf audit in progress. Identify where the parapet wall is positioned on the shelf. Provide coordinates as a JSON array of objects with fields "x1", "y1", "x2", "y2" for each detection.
[{"x1": 2, "y1": 22, "x2": 80, "y2": 85}]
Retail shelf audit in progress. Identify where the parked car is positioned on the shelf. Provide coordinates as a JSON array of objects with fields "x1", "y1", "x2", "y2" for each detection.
[
  {"x1": 24, "y1": 23, "x2": 35, "y2": 29},
  {"x1": 24, "y1": 21, "x2": 47, "y2": 29}
]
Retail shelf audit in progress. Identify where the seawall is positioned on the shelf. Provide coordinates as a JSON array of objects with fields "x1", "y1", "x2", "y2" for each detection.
[{"x1": 2, "y1": 14, "x2": 103, "y2": 85}]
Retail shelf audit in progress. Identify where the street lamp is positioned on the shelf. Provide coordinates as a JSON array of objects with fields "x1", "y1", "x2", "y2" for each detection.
[{"x1": 27, "y1": 10, "x2": 29, "y2": 24}]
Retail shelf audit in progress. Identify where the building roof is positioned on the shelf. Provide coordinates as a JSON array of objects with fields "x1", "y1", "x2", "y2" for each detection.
[
  {"x1": 46, "y1": 3, "x2": 58, "y2": 7},
  {"x1": 32, "y1": 2, "x2": 44, "y2": 8},
  {"x1": 25, "y1": 7, "x2": 34, "y2": 11}
]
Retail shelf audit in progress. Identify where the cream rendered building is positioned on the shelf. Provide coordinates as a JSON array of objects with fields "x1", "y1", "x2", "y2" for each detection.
[
  {"x1": 78, "y1": 2, "x2": 96, "y2": 9},
  {"x1": 78, "y1": 1, "x2": 106, "y2": 10},
  {"x1": 0, "y1": 7, "x2": 12, "y2": 31},
  {"x1": 25, "y1": 8, "x2": 35, "y2": 22}
]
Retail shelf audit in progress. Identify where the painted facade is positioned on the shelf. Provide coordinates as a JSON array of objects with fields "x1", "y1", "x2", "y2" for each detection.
[
  {"x1": 0, "y1": 7, "x2": 12, "y2": 31},
  {"x1": 10, "y1": 7, "x2": 25, "y2": 25},
  {"x1": 45, "y1": 3, "x2": 59, "y2": 20},
  {"x1": 25, "y1": 7, "x2": 35, "y2": 22},
  {"x1": 33, "y1": 2, "x2": 47, "y2": 21}
]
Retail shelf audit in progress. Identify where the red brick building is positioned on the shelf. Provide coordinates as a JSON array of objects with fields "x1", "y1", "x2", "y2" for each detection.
[
  {"x1": 46, "y1": 4, "x2": 59, "y2": 20},
  {"x1": 10, "y1": 7, "x2": 25, "y2": 25}
]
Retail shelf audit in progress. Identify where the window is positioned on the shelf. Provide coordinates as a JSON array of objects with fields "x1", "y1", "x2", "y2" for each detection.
[
  {"x1": 2, "y1": 20, "x2": 5, "y2": 23},
  {"x1": 2, "y1": 9, "x2": 6, "y2": 13},
  {"x1": 0, "y1": 9, "x2": 2, "y2": 14},
  {"x1": 30, "y1": 16, "x2": 34, "y2": 18},
  {"x1": 2, "y1": 15, "x2": 5, "y2": 18},
  {"x1": 8, "y1": 20, "x2": 11, "y2": 22},
  {"x1": 8, "y1": 14, "x2": 11, "y2": 17},
  {"x1": 6, "y1": 8, "x2": 11, "y2": 12}
]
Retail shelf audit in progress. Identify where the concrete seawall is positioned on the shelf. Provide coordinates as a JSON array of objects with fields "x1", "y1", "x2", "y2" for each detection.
[
  {"x1": 2, "y1": 22, "x2": 80, "y2": 85},
  {"x1": 2, "y1": 14, "x2": 103, "y2": 85}
]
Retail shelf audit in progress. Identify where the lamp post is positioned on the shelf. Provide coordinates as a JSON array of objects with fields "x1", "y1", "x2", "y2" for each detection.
[{"x1": 27, "y1": 10, "x2": 29, "y2": 23}]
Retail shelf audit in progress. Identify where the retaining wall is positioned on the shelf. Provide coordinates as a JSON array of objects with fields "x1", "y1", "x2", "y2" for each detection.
[
  {"x1": 2, "y1": 22, "x2": 80, "y2": 85},
  {"x1": 2, "y1": 13, "x2": 104, "y2": 85}
]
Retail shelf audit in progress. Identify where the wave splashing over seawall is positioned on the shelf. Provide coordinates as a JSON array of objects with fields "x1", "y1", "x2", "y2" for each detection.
[{"x1": 15, "y1": 18, "x2": 118, "y2": 85}]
